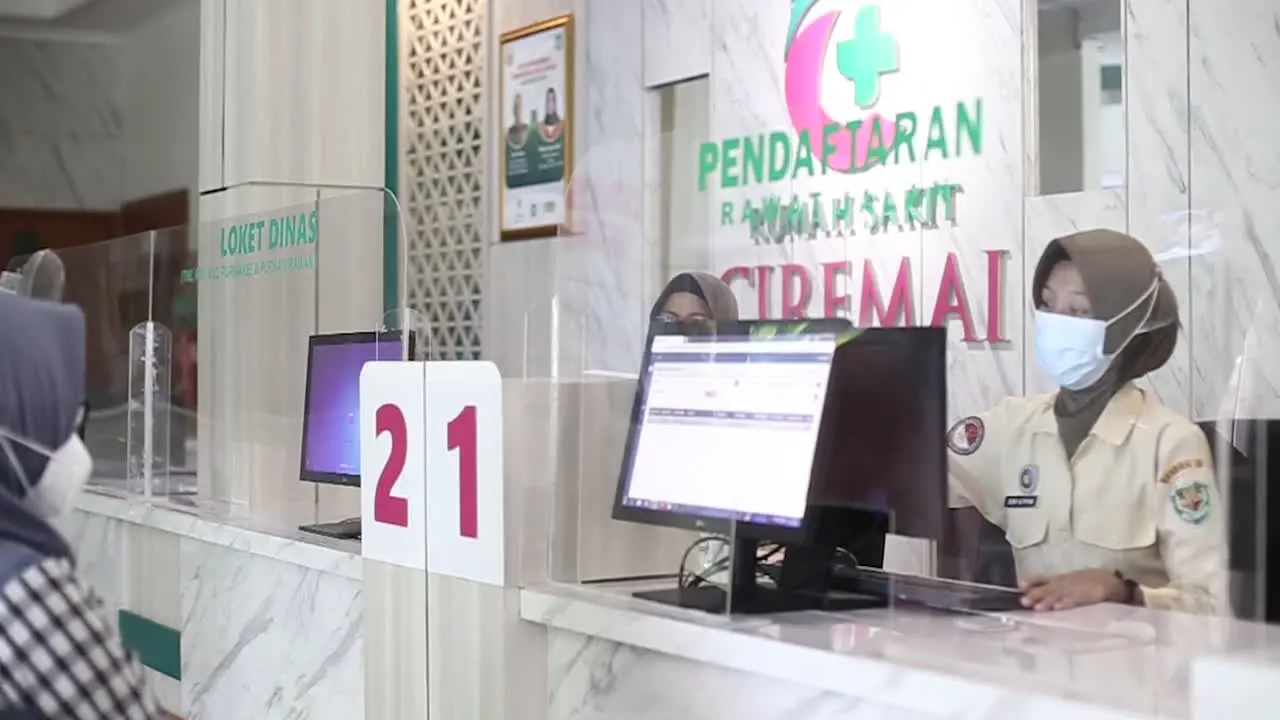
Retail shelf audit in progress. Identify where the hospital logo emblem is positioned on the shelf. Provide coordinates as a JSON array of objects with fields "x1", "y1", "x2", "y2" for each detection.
[
  {"x1": 783, "y1": 1, "x2": 900, "y2": 173},
  {"x1": 1171, "y1": 480, "x2": 1211, "y2": 525},
  {"x1": 946, "y1": 416, "x2": 983, "y2": 456}
]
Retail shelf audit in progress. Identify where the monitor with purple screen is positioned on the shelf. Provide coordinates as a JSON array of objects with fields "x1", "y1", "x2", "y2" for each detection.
[{"x1": 299, "y1": 331, "x2": 410, "y2": 486}]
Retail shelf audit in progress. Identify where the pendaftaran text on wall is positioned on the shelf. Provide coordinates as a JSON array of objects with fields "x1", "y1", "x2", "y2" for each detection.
[
  {"x1": 697, "y1": 4, "x2": 1009, "y2": 343},
  {"x1": 699, "y1": 102, "x2": 981, "y2": 242}
]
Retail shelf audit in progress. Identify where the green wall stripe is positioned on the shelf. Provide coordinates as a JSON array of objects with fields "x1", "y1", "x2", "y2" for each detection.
[
  {"x1": 383, "y1": 0, "x2": 400, "y2": 315},
  {"x1": 118, "y1": 610, "x2": 181, "y2": 681}
]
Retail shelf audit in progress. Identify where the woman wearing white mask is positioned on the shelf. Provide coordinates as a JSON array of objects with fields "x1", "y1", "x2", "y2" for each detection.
[
  {"x1": 0, "y1": 293, "x2": 159, "y2": 718},
  {"x1": 947, "y1": 229, "x2": 1225, "y2": 614}
]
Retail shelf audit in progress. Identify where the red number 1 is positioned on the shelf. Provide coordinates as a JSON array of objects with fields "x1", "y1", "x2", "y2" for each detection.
[
  {"x1": 448, "y1": 405, "x2": 478, "y2": 538},
  {"x1": 373, "y1": 403, "x2": 409, "y2": 526}
]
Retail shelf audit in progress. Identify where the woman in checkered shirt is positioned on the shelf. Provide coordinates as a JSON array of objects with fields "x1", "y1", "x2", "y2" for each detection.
[{"x1": 0, "y1": 293, "x2": 159, "y2": 719}]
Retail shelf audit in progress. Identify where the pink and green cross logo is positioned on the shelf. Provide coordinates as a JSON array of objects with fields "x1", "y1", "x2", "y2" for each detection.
[{"x1": 784, "y1": 2, "x2": 900, "y2": 173}]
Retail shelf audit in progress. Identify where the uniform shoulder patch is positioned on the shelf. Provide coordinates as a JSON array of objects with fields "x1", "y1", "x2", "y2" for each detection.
[
  {"x1": 1169, "y1": 476, "x2": 1211, "y2": 524},
  {"x1": 1158, "y1": 458, "x2": 1206, "y2": 486},
  {"x1": 947, "y1": 416, "x2": 984, "y2": 456}
]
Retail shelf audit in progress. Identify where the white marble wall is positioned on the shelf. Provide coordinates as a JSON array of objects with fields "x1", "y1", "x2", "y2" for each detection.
[
  {"x1": 1022, "y1": 0, "x2": 1194, "y2": 417},
  {"x1": 546, "y1": 628, "x2": 939, "y2": 719},
  {"x1": 61, "y1": 508, "x2": 186, "y2": 712},
  {"x1": 0, "y1": 37, "x2": 123, "y2": 209},
  {"x1": 485, "y1": 0, "x2": 657, "y2": 379},
  {"x1": 181, "y1": 537, "x2": 363, "y2": 718},
  {"x1": 122, "y1": 0, "x2": 201, "y2": 203},
  {"x1": 62, "y1": 502, "x2": 364, "y2": 719},
  {"x1": 195, "y1": 185, "x2": 387, "y2": 525},
  {"x1": 1184, "y1": 0, "x2": 1280, "y2": 421},
  {"x1": 484, "y1": 0, "x2": 1280, "y2": 425},
  {"x1": 488, "y1": 0, "x2": 1033, "y2": 420},
  {"x1": 1021, "y1": 0, "x2": 1280, "y2": 423}
]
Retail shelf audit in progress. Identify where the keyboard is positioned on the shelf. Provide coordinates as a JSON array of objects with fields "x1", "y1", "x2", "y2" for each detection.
[
  {"x1": 299, "y1": 518, "x2": 362, "y2": 540},
  {"x1": 830, "y1": 567, "x2": 1024, "y2": 612}
]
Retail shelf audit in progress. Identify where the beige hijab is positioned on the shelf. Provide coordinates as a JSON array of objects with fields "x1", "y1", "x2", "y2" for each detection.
[
  {"x1": 650, "y1": 271, "x2": 739, "y2": 322},
  {"x1": 1031, "y1": 229, "x2": 1179, "y2": 456}
]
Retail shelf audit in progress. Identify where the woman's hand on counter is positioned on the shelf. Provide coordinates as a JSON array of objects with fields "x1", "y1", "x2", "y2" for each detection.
[{"x1": 1018, "y1": 569, "x2": 1125, "y2": 611}]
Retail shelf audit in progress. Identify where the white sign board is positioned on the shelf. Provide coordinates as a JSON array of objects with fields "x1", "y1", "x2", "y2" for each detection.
[
  {"x1": 423, "y1": 361, "x2": 506, "y2": 587},
  {"x1": 360, "y1": 361, "x2": 428, "y2": 569}
]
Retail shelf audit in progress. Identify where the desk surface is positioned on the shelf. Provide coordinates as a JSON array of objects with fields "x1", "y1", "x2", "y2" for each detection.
[
  {"x1": 522, "y1": 581, "x2": 1280, "y2": 718},
  {"x1": 72, "y1": 490, "x2": 362, "y2": 580}
]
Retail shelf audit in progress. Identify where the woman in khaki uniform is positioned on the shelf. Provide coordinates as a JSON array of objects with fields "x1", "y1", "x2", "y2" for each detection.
[{"x1": 948, "y1": 230, "x2": 1226, "y2": 614}]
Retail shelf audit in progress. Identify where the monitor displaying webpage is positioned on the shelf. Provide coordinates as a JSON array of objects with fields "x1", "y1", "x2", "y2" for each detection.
[{"x1": 620, "y1": 333, "x2": 835, "y2": 528}]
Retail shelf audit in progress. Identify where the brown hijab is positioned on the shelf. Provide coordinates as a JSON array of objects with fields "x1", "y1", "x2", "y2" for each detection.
[
  {"x1": 1031, "y1": 229, "x2": 1180, "y2": 456},
  {"x1": 650, "y1": 271, "x2": 739, "y2": 322}
]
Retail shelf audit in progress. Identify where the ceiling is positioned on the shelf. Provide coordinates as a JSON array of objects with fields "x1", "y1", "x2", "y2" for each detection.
[{"x1": 0, "y1": 0, "x2": 173, "y2": 37}]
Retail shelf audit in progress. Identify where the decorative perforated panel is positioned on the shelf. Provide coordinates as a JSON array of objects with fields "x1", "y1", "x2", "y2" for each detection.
[{"x1": 400, "y1": 0, "x2": 485, "y2": 359}]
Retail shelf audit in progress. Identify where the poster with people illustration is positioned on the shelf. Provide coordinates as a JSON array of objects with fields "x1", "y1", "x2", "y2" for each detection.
[{"x1": 500, "y1": 14, "x2": 573, "y2": 239}]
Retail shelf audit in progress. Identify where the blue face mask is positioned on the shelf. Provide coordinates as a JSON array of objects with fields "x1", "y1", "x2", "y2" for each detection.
[{"x1": 1034, "y1": 279, "x2": 1160, "y2": 390}]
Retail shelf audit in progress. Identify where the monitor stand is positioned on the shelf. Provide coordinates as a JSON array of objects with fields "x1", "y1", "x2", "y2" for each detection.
[
  {"x1": 299, "y1": 517, "x2": 362, "y2": 540},
  {"x1": 632, "y1": 536, "x2": 886, "y2": 615}
]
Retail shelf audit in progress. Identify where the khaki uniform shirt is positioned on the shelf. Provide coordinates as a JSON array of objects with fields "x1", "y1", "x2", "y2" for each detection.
[{"x1": 947, "y1": 383, "x2": 1226, "y2": 614}]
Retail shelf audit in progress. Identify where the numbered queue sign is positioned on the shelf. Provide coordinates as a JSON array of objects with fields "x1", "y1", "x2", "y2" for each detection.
[
  {"x1": 360, "y1": 362, "x2": 428, "y2": 569},
  {"x1": 359, "y1": 361, "x2": 506, "y2": 586}
]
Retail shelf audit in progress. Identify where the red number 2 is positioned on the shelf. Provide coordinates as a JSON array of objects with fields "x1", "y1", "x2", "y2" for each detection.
[
  {"x1": 373, "y1": 403, "x2": 409, "y2": 526},
  {"x1": 448, "y1": 405, "x2": 478, "y2": 538}
]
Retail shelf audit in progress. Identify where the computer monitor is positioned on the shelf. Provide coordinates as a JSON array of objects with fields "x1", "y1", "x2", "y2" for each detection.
[
  {"x1": 617, "y1": 323, "x2": 950, "y2": 614},
  {"x1": 299, "y1": 331, "x2": 413, "y2": 487},
  {"x1": 612, "y1": 319, "x2": 850, "y2": 544},
  {"x1": 807, "y1": 326, "x2": 948, "y2": 541}
]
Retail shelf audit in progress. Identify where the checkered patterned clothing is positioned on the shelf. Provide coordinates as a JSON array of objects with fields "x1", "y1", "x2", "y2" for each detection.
[{"x1": 0, "y1": 556, "x2": 159, "y2": 719}]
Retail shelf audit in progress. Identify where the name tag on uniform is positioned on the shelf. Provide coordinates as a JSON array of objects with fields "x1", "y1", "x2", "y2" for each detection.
[{"x1": 1004, "y1": 495, "x2": 1037, "y2": 508}]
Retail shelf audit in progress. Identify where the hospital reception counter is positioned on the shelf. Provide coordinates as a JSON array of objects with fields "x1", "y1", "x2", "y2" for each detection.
[
  {"x1": 62, "y1": 491, "x2": 363, "y2": 719},
  {"x1": 58, "y1": 487, "x2": 1280, "y2": 719},
  {"x1": 518, "y1": 580, "x2": 1280, "y2": 720}
]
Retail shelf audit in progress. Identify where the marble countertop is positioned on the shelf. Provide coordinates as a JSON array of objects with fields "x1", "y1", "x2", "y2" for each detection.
[
  {"x1": 73, "y1": 490, "x2": 362, "y2": 580},
  {"x1": 521, "y1": 581, "x2": 1280, "y2": 719},
  {"x1": 1192, "y1": 644, "x2": 1280, "y2": 719}
]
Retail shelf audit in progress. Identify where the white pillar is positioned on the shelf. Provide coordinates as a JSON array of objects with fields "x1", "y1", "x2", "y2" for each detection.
[
  {"x1": 196, "y1": 0, "x2": 386, "y2": 524},
  {"x1": 196, "y1": 4, "x2": 399, "y2": 716}
]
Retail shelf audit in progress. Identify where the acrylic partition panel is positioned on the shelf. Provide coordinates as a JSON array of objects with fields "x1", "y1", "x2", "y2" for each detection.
[
  {"x1": 699, "y1": 0, "x2": 951, "y2": 579},
  {"x1": 34, "y1": 232, "x2": 171, "y2": 497},
  {"x1": 501, "y1": 0, "x2": 1280, "y2": 632},
  {"x1": 300, "y1": 189, "x2": 405, "y2": 525},
  {"x1": 62, "y1": 189, "x2": 399, "y2": 533},
  {"x1": 675, "y1": 0, "x2": 1280, "y2": 628},
  {"x1": 491, "y1": 128, "x2": 696, "y2": 587},
  {"x1": 313, "y1": 189, "x2": 408, "y2": 349},
  {"x1": 535, "y1": 133, "x2": 696, "y2": 586},
  {"x1": 183, "y1": 197, "x2": 321, "y2": 525},
  {"x1": 192, "y1": 189, "x2": 398, "y2": 528}
]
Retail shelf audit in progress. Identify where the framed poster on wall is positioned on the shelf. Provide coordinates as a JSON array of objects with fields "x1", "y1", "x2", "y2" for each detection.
[{"x1": 498, "y1": 14, "x2": 574, "y2": 241}]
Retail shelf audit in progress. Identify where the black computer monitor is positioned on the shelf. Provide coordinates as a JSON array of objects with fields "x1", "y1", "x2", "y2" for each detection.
[
  {"x1": 807, "y1": 326, "x2": 948, "y2": 541},
  {"x1": 613, "y1": 318, "x2": 851, "y2": 543},
  {"x1": 612, "y1": 318, "x2": 853, "y2": 611},
  {"x1": 775, "y1": 327, "x2": 949, "y2": 584},
  {"x1": 616, "y1": 323, "x2": 949, "y2": 614},
  {"x1": 299, "y1": 331, "x2": 413, "y2": 487}
]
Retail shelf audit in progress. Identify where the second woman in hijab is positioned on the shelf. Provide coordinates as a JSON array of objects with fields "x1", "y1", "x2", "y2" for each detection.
[
  {"x1": 947, "y1": 229, "x2": 1225, "y2": 614},
  {"x1": 650, "y1": 271, "x2": 739, "y2": 331}
]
